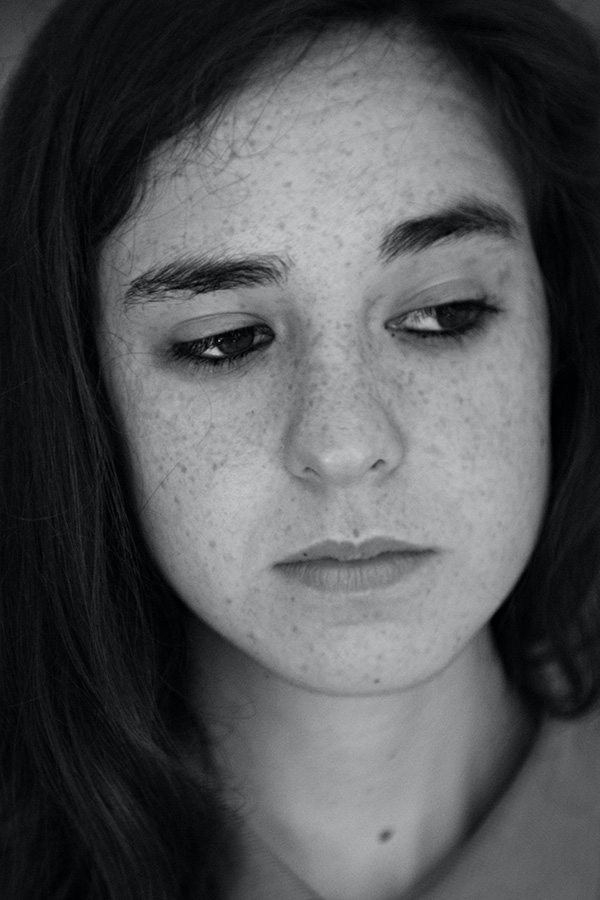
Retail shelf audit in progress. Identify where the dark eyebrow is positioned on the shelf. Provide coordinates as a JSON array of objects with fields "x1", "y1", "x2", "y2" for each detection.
[
  {"x1": 124, "y1": 254, "x2": 290, "y2": 309},
  {"x1": 378, "y1": 198, "x2": 519, "y2": 262},
  {"x1": 122, "y1": 198, "x2": 519, "y2": 308}
]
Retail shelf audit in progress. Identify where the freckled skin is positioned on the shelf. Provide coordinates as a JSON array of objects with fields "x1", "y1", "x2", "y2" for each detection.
[{"x1": 98, "y1": 34, "x2": 551, "y2": 697}]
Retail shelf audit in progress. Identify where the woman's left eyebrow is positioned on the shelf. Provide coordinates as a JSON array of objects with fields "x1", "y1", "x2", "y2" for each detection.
[
  {"x1": 122, "y1": 197, "x2": 519, "y2": 309},
  {"x1": 379, "y1": 198, "x2": 519, "y2": 262}
]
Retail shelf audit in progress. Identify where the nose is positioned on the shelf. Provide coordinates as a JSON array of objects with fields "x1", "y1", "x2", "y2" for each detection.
[{"x1": 283, "y1": 354, "x2": 405, "y2": 488}]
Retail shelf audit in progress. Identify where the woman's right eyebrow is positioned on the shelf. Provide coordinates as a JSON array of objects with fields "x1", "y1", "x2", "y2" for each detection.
[
  {"x1": 123, "y1": 254, "x2": 290, "y2": 309},
  {"x1": 122, "y1": 196, "x2": 519, "y2": 309}
]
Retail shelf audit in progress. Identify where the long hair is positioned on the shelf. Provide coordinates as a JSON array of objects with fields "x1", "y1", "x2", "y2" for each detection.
[{"x1": 1, "y1": 0, "x2": 599, "y2": 897}]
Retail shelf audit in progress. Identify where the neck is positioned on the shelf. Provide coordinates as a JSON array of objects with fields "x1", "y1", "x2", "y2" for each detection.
[{"x1": 188, "y1": 625, "x2": 537, "y2": 900}]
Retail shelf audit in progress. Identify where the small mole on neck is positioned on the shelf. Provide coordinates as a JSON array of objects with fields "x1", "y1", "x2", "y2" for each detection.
[{"x1": 378, "y1": 829, "x2": 395, "y2": 843}]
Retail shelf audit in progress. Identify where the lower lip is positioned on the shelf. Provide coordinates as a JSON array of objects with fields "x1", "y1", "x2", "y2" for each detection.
[{"x1": 274, "y1": 551, "x2": 432, "y2": 593}]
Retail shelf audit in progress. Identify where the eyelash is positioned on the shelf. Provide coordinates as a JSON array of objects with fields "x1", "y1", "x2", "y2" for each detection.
[
  {"x1": 167, "y1": 299, "x2": 498, "y2": 373},
  {"x1": 169, "y1": 324, "x2": 275, "y2": 372},
  {"x1": 388, "y1": 298, "x2": 499, "y2": 342}
]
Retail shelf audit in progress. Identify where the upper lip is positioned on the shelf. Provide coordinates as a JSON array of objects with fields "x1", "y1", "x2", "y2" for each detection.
[{"x1": 277, "y1": 538, "x2": 430, "y2": 564}]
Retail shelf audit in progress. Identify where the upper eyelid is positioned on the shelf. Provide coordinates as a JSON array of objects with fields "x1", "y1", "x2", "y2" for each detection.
[
  {"x1": 386, "y1": 296, "x2": 491, "y2": 322},
  {"x1": 168, "y1": 314, "x2": 271, "y2": 344},
  {"x1": 392, "y1": 281, "x2": 489, "y2": 307},
  {"x1": 167, "y1": 294, "x2": 495, "y2": 344},
  {"x1": 173, "y1": 301, "x2": 493, "y2": 357},
  {"x1": 403, "y1": 298, "x2": 486, "y2": 314}
]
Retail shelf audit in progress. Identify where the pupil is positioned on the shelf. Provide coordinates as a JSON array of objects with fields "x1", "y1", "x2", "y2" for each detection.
[
  {"x1": 436, "y1": 306, "x2": 472, "y2": 329},
  {"x1": 216, "y1": 328, "x2": 254, "y2": 355}
]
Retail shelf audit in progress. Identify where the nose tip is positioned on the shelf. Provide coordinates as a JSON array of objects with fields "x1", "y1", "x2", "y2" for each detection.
[
  {"x1": 296, "y1": 448, "x2": 392, "y2": 487},
  {"x1": 283, "y1": 383, "x2": 404, "y2": 488}
]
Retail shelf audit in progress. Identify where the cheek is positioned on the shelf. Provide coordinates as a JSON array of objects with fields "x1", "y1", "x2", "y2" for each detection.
[
  {"x1": 480, "y1": 336, "x2": 550, "y2": 487},
  {"x1": 429, "y1": 336, "x2": 551, "y2": 580},
  {"x1": 108, "y1": 364, "x2": 284, "y2": 568}
]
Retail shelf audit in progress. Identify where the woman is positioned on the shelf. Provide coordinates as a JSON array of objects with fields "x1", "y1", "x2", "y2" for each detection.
[{"x1": 1, "y1": 0, "x2": 600, "y2": 897}]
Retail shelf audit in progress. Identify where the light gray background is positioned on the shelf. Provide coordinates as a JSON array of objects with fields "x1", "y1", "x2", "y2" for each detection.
[{"x1": 0, "y1": 0, "x2": 599, "y2": 94}]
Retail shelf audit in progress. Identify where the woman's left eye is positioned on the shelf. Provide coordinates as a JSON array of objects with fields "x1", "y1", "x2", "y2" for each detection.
[
  {"x1": 386, "y1": 299, "x2": 499, "y2": 342},
  {"x1": 169, "y1": 323, "x2": 275, "y2": 372}
]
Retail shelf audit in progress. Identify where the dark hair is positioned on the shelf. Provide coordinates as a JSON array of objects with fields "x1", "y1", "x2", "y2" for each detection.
[{"x1": 1, "y1": 0, "x2": 599, "y2": 897}]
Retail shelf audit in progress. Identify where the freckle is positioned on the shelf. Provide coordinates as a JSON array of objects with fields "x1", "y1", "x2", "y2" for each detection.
[
  {"x1": 209, "y1": 539, "x2": 216, "y2": 549},
  {"x1": 179, "y1": 464, "x2": 188, "y2": 473},
  {"x1": 379, "y1": 830, "x2": 395, "y2": 843}
]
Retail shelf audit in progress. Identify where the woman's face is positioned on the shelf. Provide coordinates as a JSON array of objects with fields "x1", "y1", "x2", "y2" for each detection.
[{"x1": 98, "y1": 32, "x2": 550, "y2": 695}]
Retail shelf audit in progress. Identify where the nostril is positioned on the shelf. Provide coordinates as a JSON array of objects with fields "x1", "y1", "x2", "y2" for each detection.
[{"x1": 293, "y1": 445, "x2": 396, "y2": 487}]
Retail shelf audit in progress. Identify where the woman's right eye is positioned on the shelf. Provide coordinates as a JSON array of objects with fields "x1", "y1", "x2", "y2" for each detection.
[{"x1": 169, "y1": 324, "x2": 275, "y2": 372}]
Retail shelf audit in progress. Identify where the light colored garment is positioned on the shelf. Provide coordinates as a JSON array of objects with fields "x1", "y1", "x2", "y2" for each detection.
[
  {"x1": 230, "y1": 711, "x2": 600, "y2": 899},
  {"x1": 417, "y1": 711, "x2": 600, "y2": 899}
]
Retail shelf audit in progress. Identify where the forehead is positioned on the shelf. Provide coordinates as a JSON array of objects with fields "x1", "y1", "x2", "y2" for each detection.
[
  {"x1": 105, "y1": 29, "x2": 525, "y2": 280},
  {"x1": 208, "y1": 30, "x2": 487, "y2": 154}
]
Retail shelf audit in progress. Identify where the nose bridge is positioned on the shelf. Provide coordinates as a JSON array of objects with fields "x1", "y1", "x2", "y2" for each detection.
[
  {"x1": 300, "y1": 342, "x2": 373, "y2": 424},
  {"x1": 283, "y1": 333, "x2": 404, "y2": 486}
]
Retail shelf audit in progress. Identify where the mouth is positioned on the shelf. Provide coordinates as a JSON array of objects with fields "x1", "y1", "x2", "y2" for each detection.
[
  {"x1": 277, "y1": 537, "x2": 430, "y2": 563},
  {"x1": 274, "y1": 538, "x2": 434, "y2": 593}
]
